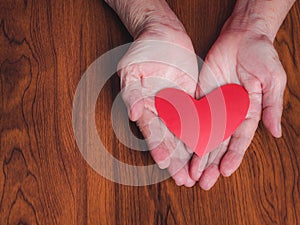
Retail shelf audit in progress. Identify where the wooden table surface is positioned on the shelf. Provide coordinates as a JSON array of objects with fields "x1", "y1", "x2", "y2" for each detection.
[{"x1": 0, "y1": 0, "x2": 299, "y2": 224}]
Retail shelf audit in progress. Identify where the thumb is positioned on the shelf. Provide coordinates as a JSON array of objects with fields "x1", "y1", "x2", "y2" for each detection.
[
  {"x1": 262, "y1": 61, "x2": 287, "y2": 138},
  {"x1": 119, "y1": 68, "x2": 145, "y2": 122}
]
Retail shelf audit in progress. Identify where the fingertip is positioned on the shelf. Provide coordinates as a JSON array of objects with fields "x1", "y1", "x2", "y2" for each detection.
[
  {"x1": 262, "y1": 113, "x2": 282, "y2": 138},
  {"x1": 150, "y1": 144, "x2": 171, "y2": 169},
  {"x1": 189, "y1": 160, "x2": 200, "y2": 181},
  {"x1": 174, "y1": 175, "x2": 187, "y2": 186},
  {"x1": 274, "y1": 123, "x2": 282, "y2": 138},
  {"x1": 220, "y1": 164, "x2": 234, "y2": 177},
  {"x1": 199, "y1": 165, "x2": 220, "y2": 190},
  {"x1": 129, "y1": 110, "x2": 141, "y2": 122},
  {"x1": 169, "y1": 163, "x2": 189, "y2": 186},
  {"x1": 184, "y1": 176, "x2": 196, "y2": 187},
  {"x1": 220, "y1": 151, "x2": 242, "y2": 177},
  {"x1": 220, "y1": 169, "x2": 232, "y2": 177},
  {"x1": 189, "y1": 154, "x2": 208, "y2": 181},
  {"x1": 189, "y1": 168, "x2": 201, "y2": 182},
  {"x1": 129, "y1": 100, "x2": 144, "y2": 121},
  {"x1": 189, "y1": 167, "x2": 202, "y2": 182},
  {"x1": 199, "y1": 183, "x2": 212, "y2": 191},
  {"x1": 157, "y1": 157, "x2": 171, "y2": 169}
]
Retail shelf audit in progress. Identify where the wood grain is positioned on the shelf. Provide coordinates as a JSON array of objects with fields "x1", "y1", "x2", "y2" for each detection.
[{"x1": 0, "y1": 0, "x2": 299, "y2": 224}]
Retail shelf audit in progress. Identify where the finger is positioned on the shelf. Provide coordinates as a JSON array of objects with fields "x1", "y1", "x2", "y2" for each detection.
[
  {"x1": 205, "y1": 139, "x2": 229, "y2": 168},
  {"x1": 199, "y1": 164, "x2": 220, "y2": 191},
  {"x1": 189, "y1": 153, "x2": 209, "y2": 181},
  {"x1": 185, "y1": 172, "x2": 196, "y2": 187},
  {"x1": 237, "y1": 39, "x2": 287, "y2": 138},
  {"x1": 220, "y1": 77, "x2": 262, "y2": 176},
  {"x1": 137, "y1": 109, "x2": 169, "y2": 168},
  {"x1": 220, "y1": 116, "x2": 260, "y2": 177},
  {"x1": 149, "y1": 143, "x2": 171, "y2": 169},
  {"x1": 198, "y1": 139, "x2": 229, "y2": 190},
  {"x1": 165, "y1": 134, "x2": 193, "y2": 186},
  {"x1": 138, "y1": 109, "x2": 193, "y2": 186},
  {"x1": 219, "y1": 72, "x2": 262, "y2": 176},
  {"x1": 120, "y1": 68, "x2": 144, "y2": 121},
  {"x1": 169, "y1": 160, "x2": 194, "y2": 187},
  {"x1": 262, "y1": 62, "x2": 287, "y2": 138}
]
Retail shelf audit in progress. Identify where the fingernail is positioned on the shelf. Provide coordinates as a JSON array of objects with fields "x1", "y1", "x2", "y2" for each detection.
[
  {"x1": 157, "y1": 158, "x2": 170, "y2": 169},
  {"x1": 222, "y1": 170, "x2": 232, "y2": 177},
  {"x1": 221, "y1": 166, "x2": 234, "y2": 177},
  {"x1": 199, "y1": 178, "x2": 213, "y2": 191},
  {"x1": 184, "y1": 176, "x2": 196, "y2": 187},
  {"x1": 128, "y1": 108, "x2": 135, "y2": 121},
  {"x1": 175, "y1": 177, "x2": 186, "y2": 186},
  {"x1": 194, "y1": 171, "x2": 202, "y2": 181},
  {"x1": 130, "y1": 109, "x2": 138, "y2": 121},
  {"x1": 277, "y1": 123, "x2": 282, "y2": 137}
]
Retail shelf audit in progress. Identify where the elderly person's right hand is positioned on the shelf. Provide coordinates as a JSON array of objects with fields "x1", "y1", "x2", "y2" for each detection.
[{"x1": 105, "y1": 0, "x2": 199, "y2": 186}]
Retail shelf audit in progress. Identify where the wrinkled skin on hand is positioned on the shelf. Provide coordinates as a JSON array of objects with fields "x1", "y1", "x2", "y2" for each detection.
[
  {"x1": 104, "y1": 0, "x2": 293, "y2": 190},
  {"x1": 190, "y1": 30, "x2": 287, "y2": 190},
  {"x1": 118, "y1": 27, "x2": 199, "y2": 187},
  {"x1": 119, "y1": 24, "x2": 286, "y2": 189}
]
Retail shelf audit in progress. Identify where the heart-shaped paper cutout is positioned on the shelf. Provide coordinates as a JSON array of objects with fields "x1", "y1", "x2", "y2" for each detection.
[{"x1": 155, "y1": 84, "x2": 250, "y2": 157}]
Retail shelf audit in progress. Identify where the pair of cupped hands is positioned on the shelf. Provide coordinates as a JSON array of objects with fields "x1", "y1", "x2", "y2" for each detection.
[{"x1": 118, "y1": 19, "x2": 286, "y2": 189}]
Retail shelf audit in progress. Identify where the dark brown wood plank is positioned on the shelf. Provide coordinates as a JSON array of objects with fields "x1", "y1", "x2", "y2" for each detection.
[{"x1": 0, "y1": 0, "x2": 299, "y2": 225}]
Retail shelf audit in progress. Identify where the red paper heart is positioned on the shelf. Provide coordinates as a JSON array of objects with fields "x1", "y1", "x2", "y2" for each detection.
[{"x1": 155, "y1": 84, "x2": 250, "y2": 157}]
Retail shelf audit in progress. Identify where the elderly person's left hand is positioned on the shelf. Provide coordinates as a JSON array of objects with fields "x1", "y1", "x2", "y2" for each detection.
[{"x1": 189, "y1": 0, "x2": 295, "y2": 190}]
